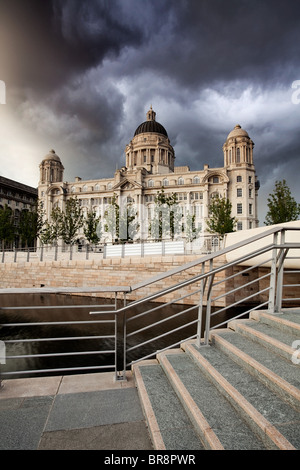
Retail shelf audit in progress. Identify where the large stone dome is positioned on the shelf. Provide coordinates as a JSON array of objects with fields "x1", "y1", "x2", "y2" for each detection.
[{"x1": 134, "y1": 106, "x2": 168, "y2": 137}]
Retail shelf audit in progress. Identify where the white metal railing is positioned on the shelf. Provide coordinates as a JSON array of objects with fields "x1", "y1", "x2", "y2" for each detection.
[
  {"x1": 0, "y1": 226, "x2": 300, "y2": 382},
  {"x1": 0, "y1": 236, "x2": 223, "y2": 263}
]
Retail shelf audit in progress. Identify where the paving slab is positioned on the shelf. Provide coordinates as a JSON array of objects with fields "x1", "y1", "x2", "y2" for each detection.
[{"x1": 0, "y1": 371, "x2": 153, "y2": 450}]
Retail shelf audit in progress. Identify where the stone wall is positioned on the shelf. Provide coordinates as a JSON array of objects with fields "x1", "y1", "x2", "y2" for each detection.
[
  {"x1": 2, "y1": 255, "x2": 298, "y2": 309},
  {"x1": 0, "y1": 255, "x2": 228, "y2": 307}
]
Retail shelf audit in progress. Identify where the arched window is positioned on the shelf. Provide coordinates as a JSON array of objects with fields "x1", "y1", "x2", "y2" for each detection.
[
  {"x1": 71, "y1": 186, "x2": 76, "y2": 193},
  {"x1": 148, "y1": 179, "x2": 154, "y2": 187},
  {"x1": 107, "y1": 183, "x2": 112, "y2": 190},
  {"x1": 94, "y1": 184, "x2": 100, "y2": 191},
  {"x1": 82, "y1": 185, "x2": 88, "y2": 192},
  {"x1": 178, "y1": 177, "x2": 184, "y2": 185},
  {"x1": 236, "y1": 148, "x2": 240, "y2": 163},
  {"x1": 162, "y1": 178, "x2": 169, "y2": 186},
  {"x1": 193, "y1": 176, "x2": 200, "y2": 184}
]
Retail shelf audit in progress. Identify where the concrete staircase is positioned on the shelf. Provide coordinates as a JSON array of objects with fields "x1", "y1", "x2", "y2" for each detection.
[{"x1": 132, "y1": 309, "x2": 300, "y2": 450}]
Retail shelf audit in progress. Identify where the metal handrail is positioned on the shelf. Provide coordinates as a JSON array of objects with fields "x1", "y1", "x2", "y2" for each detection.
[
  {"x1": 91, "y1": 226, "x2": 300, "y2": 376},
  {"x1": 1, "y1": 226, "x2": 300, "y2": 381}
]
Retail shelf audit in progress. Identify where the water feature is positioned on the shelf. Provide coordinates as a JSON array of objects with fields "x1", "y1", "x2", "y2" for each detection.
[{"x1": 0, "y1": 293, "x2": 249, "y2": 379}]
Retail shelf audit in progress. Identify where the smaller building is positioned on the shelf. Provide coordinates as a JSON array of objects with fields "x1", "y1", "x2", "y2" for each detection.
[{"x1": 0, "y1": 175, "x2": 38, "y2": 247}]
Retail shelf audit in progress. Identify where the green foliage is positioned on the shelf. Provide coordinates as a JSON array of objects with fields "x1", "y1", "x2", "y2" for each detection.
[
  {"x1": 150, "y1": 189, "x2": 183, "y2": 240},
  {"x1": 84, "y1": 210, "x2": 101, "y2": 244},
  {"x1": 184, "y1": 211, "x2": 201, "y2": 242},
  {"x1": 40, "y1": 206, "x2": 63, "y2": 245},
  {"x1": 18, "y1": 201, "x2": 45, "y2": 248},
  {"x1": 104, "y1": 194, "x2": 139, "y2": 242},
  {"x1": 264, "y1": 179, "x2": 300, "y2": 225},
  {"x1": 206, "y1": 195, "x2": 236, "y2": 237},
  {"x1": 60, "y1": 197, "x2": 84, "y2": 245},
  {"x1": 0, "y1": 205, "x2": 15, "y2": 249}
]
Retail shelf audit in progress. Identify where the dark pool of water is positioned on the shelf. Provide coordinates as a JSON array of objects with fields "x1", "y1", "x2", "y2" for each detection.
[{"x1": 0, "y1": 293, "x2": 249, "y2": 379}]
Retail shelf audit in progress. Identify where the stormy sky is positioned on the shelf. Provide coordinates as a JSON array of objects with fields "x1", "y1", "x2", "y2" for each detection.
[{"x1": 0, "y1": 0, "x2": 300, "y2": 225}]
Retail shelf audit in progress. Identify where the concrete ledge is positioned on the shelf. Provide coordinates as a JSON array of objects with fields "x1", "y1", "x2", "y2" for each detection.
[
  {"x1": 0, "y1": 371, "x2": 135, "y2": 399},
  {"x1": 157, "y1": 351, "x2": 224, "y2": 450},
  {"x1": 133, "y1": 360, "x2": 166, "y2": 451}
]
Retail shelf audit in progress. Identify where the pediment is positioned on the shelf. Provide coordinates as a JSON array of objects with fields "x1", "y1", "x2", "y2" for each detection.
[{"x1": 112, "y1": 178, "x2": 143, "y2": 191}]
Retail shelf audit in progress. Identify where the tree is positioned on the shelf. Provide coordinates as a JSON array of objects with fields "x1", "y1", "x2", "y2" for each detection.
[
  {"x1": 0, "y1": 205, "x2": 15, "y2": 249},
  {"x1": 84, "y1": 210, "x2": 101, "y2": 245},
  {"x1": 150, "y1": 190, "x2": 183, "y2": 240},
  {"x1": 184, "y1": 211, "x2": 201, "y2": 242},
  {"x1": 104, "y1": 194, "x2": 139, "y2": 242},
  {"x1": 265, "y1": 179, "x2": 300, "y2": 225},
  {"x1": 18, "y1": 201, "x2": 45, "y2": 248},
  {"x1": 60, "y1": 197, "x2": 84, "y2": 245},
  {"x1": 39, "y1": 206, "x2": 63, "y2": 245},
  {"x1": 206, "y1": 195, "x2": 236, "y2": 238}
]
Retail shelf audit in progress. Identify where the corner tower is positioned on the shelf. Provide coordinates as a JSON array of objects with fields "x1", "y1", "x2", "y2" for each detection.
[
  {"x1": 39, "y1": 149, "x2": 64, "y2": 184},
  {"x1": 223, "y1": 125, "x2": 259, "y2": 229},
  {"x1": 223, "y1": 124, "x2": 254, "y2": 167},
  {"x1": 125, "y1": 106, "x2": 175, "y2": 174}
]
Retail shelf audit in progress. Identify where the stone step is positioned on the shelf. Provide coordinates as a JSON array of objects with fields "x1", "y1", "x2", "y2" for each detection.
[
  {"x1": 133, "y1": 310, "x2": 300, "y2": 451},
  {"x1": 157, "y1": 350, "x2": 268, "y2": 450},
  {"x1": 228, "y1": 318, "x2": 297, "y2": 361},
  {"x1": 210, "y1": 327, "x2": 300, "y2": 412},
  {"x1": 251, "y1": 309, "x2": 300, "y2": 337},
  {"x1": 183, "y1": 341, "x2": 299, "y2": 449},
  {"x1": 133, "y1": 359, "x2": 205, "y2": 450}
]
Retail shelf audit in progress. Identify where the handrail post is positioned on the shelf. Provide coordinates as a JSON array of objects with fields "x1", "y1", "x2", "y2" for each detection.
[
  {"x1": 275, "y1": 230, "x2": 287, "y2": 313},
  {"x1": 268, "y1": 232, "x2": 278, "y2": 313},
  {"x1": 196, "y1": 262, "x2": 205, "y2": 347},
  {"x1": 115, "y1": 310, "x2": 127, "y2": 381},
  {"x1": 203, "y1": 259, "x2": 214, "y2": 346}
]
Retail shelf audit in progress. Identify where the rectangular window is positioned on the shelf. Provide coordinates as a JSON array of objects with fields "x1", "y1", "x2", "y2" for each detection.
[
  {"x1": 237, "y1": 203, "x2": 242, "y2": 214},
  {"x1": 237, "y1": 175, "x2": 242, "y2": 182},
  {"x1": 249, "y1": 204, "x2": 253, "y2": 215},
  {"x1": 237, "y1": 222, "x2": 243, "y2": 230},
  {"x1": 249, "y1": 188, "x2": 252, "y2": 198},
  {"x1": 237, "y1": 188, "x2": 242, "y2": 197}
]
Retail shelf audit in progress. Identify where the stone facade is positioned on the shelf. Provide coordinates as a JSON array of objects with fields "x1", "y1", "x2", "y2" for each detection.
[{"x1": 38, "y1": 107, "x2": 259, "y2": 243}]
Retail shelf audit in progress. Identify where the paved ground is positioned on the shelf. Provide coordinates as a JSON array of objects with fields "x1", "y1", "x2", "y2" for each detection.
[{"x1": 0, "y1": 371, "x2": 153, "y2": 450}]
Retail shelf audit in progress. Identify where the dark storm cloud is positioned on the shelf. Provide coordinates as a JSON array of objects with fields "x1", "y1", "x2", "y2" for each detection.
[
  {"x1": 1, "y1": 0, "x2": 300, "y2": 223},
  {"x1": 0, "y1": 0, "x2": 146, "y2": 91}
]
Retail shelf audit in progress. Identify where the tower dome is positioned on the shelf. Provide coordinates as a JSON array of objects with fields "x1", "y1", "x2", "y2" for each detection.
[
  {"x1": 39, "y1": 149, "x2": 64, "y2": 184},
  {"x1": 134, "y1": 106, "x2": 168, "y2": 137},
  {"x1": 125, "y1": 107, "x2": 175, "y2": 173},
  {"x1": 223, "y1": 124, "x2": 254, "y2": 167},
  {"x1": 227, "y1": 124, "x2": 249, "y2": 140},
  {"x1": 42, "y1": 149, "x2": 61, "y2": 162}
]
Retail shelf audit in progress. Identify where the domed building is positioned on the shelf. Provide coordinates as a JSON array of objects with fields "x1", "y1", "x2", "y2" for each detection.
[{"x1": 38, "y1": 107, "x2": 259, "y2": 243}]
